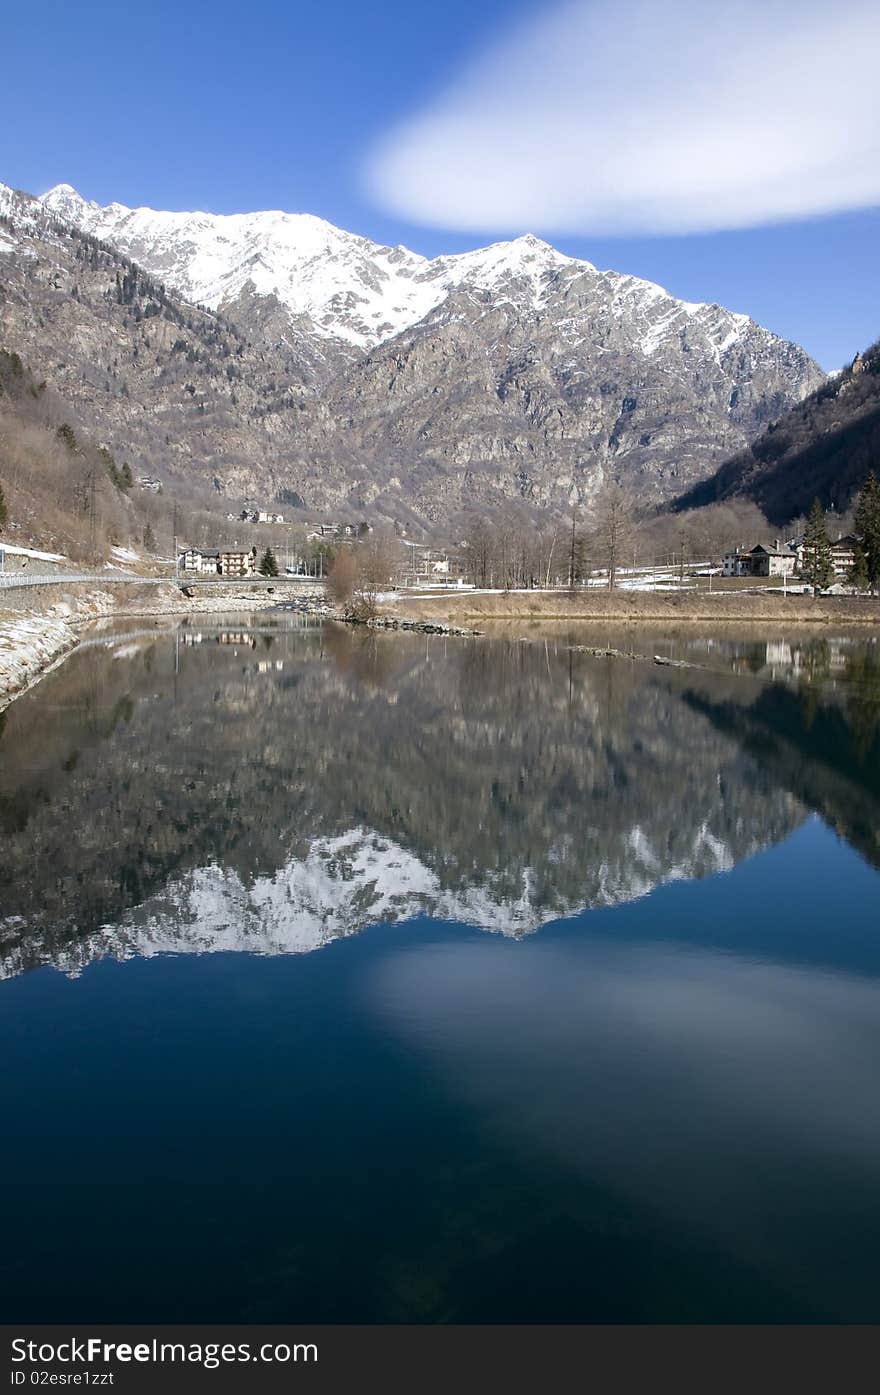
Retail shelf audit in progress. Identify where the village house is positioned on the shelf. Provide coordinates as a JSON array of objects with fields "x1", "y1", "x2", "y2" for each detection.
[
  {"x1": 306, "y1": 522, "x2": 357, "y2": 541},
  {"x1": 238, "y1": 508, "x2": 285, "y2": 525},
  {"x1": 178, "y1": 546, "x2": 257, "y2": 576},
  {"x1": 725, "y1": 546, "x2": 747, "y2": 574},
  {"x1": 722, "y1": 542, "x2": 797, "y2": 578},
  {"x1": 219, "y1": 547, "x2": 257, "y2": 577},
  {"x1": 180, "y1": 547, "x2": 220, "y2": 574},
  {"x1": 750, "y1": 542, "x2": 798, "y2": 577},
  {"x1": 830, "y1": 535, "x2": 859, "y2": 576},
  {"x1": 791, "y1": 533, "x2": 859, "y2": 578}
]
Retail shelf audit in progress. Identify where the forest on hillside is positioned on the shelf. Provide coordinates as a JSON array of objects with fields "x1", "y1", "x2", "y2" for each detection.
[
  {"x1": 0, "y1": 347, "x2": 161, "y2": 563},
  {"x1": 674, "y1": 340, "x2": 880, "y2": 525}
]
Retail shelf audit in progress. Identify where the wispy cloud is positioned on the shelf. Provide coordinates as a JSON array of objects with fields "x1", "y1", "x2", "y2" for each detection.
[{"x1": 364, "y1": 0, "x2": 880, "y2": 236}]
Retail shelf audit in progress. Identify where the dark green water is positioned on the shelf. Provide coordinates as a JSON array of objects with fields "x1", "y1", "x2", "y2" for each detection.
[{"x1": 1, "y1": 616, "x2": 879, "y2": 1322}]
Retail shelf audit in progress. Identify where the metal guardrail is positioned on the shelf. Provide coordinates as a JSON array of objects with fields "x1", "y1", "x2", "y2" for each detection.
[
  {"x1": 176, "y1": 573, "x2": 324, "y2": 585},
  {"x1": 0, "y1": 569, "x2": 326, "y2": 592},
  {"x1": 0, "y1": 570, "x2": 147, "y2": 590}
]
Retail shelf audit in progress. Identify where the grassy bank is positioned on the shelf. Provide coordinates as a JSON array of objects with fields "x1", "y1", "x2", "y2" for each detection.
[{"x1": 381, "y1": 589, "x2": 880, "y2": 625}]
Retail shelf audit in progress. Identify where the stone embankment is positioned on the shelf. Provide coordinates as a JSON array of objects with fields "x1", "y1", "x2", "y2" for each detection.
[
  {"x1": 1, "y1": 581, "x2": 321, "y2": 712},
  {"x1": 335, "y1": 613, "x2": 480, "y2": 637}
]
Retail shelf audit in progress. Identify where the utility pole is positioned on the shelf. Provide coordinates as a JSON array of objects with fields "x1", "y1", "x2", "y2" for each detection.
[
  {"x1": 88, "y1": 461, "x2": 97, "y2": 568},
  {"x1": 172, "y1": 500, "x2": 179, "y2": 576}
]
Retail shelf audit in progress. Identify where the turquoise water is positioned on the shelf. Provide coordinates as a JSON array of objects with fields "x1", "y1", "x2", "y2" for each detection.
[{"x1": 1, "y1": 618, "x2": 878, "y2": 1321}]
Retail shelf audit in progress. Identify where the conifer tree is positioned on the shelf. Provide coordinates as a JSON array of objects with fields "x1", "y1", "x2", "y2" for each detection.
[
  {"x1": 258, "y1": 547, "x2": 279, "y2": 577},
  {"x1": 0, "y1": 481, "x2": 7, "y2": 531},
  {"x1": 848, "y1": 543, "x2": 870, "y2": 592},
  {"x1": 854, "y1": 473, "x2": 880, "y2": 593},
  {"x1": 801, "y1": 498, "x2": 835, "y2": 593}
]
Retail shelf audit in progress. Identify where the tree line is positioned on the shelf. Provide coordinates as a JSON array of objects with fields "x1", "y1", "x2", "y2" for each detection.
[
  {"x1": 457, "y1": 490, "x2": 784, "y2": 590},
  {"x1": 799, "y1": 475, "x2": 880, "y2": 593}
]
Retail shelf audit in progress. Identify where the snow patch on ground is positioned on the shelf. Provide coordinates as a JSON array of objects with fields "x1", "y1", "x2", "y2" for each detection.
[
  {"x1": 0, "y1": 614, "x2": 77, "y2": 709},
  {"x1": 2, "y1": 544, "x2": 67, "y2": 563}
]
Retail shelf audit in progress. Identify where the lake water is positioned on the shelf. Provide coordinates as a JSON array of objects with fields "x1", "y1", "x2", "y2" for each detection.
[{"x1": 1, "y1": 615, "x2": 879, "y2": 1322}]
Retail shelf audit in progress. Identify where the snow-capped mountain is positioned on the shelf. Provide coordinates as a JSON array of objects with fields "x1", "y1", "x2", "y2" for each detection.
[
  {"x1": 0, "y1": 178, "x2": 824, "y2": 515},
  {"x1": 40, "y1": 183, "x2": 766, "y2": 362}
]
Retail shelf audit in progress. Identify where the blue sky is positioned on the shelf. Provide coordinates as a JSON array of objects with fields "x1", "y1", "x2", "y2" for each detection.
[{"x1": 2, "y1": 0, "x2": 878, "y2": 370}]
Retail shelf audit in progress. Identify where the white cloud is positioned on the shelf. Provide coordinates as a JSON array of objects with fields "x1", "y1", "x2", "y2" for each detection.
[{"x1": 364, "y1": 0, "x2": 880, "y2": 236}]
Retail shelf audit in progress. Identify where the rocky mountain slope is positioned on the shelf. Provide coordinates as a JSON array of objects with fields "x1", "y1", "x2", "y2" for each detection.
[
  {"x1": 673, "y1": 340, "x2": 880, "y2": 525},
  {"x1": 0, "y1": 180, "x2": 823, "y2": 521},
  {"x1": 0, "y1": 183, "x2": 327, "y2": 507}
]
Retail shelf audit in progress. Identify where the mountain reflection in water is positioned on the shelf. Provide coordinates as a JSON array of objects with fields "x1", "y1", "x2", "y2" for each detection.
[
  {"x1": 2, "y1": 618, "x2": 880, "y2": 1324},
  {"x1": 1, "y1": 618, "x2": 877, "y2": 979}
]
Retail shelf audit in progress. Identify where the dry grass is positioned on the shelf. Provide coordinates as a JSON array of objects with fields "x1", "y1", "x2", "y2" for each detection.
[{"x1": 381, "y1": 589, "x2": 880, "y2": 626}]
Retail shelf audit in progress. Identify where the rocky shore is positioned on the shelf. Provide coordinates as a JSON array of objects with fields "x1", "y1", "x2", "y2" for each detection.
[{"x1": 334, "y1": 613, "x2": 480, "y2": 637}]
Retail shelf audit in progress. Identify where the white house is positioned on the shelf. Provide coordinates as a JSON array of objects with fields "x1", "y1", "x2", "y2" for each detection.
[{"x1": 722, "y1": 542, "x2": 797, "y2": 578}]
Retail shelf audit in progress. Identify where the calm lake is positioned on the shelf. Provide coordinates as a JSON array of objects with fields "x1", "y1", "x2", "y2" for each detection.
[{"x1": 1, "y1": 614, "x2": 879, "y2": 1322}]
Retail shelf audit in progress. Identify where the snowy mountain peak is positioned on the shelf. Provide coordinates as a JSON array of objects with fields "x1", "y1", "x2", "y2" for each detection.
[
  {"x1": 41, "y1": 182, "x2": 95, "y2": 219},
  {"x1": 33, "y1": 184, "x2": 750, "y2": 358}
]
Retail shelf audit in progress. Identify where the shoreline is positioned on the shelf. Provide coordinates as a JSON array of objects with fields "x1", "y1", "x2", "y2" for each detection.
[
  {"x1": 0, "y1": 585, "x2": 291, "y2": 713},
  {"x1": 3, "y1": 582, "x2": 878, "y2": 714},
  {"x1": 378, "y1": 589, "x2": 880, "y2": 626}
]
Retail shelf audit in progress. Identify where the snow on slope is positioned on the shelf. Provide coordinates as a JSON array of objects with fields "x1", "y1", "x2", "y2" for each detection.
[{"x1": 38, "y1": 184, "x2": 756, "y2": 358}]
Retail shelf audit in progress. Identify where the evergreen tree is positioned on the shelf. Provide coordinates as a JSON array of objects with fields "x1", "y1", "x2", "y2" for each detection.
[
  {"x1": 854, "y1": 473, "x2": 880, "y2": 593},
  {"x1": 258, "y1": 547, "x2": 279, "y2": 577},
  {"x1": 0, "y1": 481, "x2": 7, "y2": 531},
  {"x1": 142, "y1": 523, "x2": 156, "y2": 553},
  {"x1": 801, "y1": 498, "x2": 835, "y2": 593},
  {"x1": 848, "y1": 543, "x2": 870, "y2": 592},
  {"x1": 56, "y1": 423, "x2": 78, "y2": 452}
]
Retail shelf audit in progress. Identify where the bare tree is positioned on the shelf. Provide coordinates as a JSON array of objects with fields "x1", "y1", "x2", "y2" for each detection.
[
  {"x1": 327, "y1": 531, "x2": 401, "y2": 622},
  {"x1": 326, "y1": 550, "x2": 358, "y2": 609},
  {"x1": 462, "y1": 515, "x2": 493, "y2": 588},
  {"x1": 594, "y1": 483, "x2": 634, "y2": 591},
  {"x1": 359, "y1": 529, "x2": 401, "y2": 597}
]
